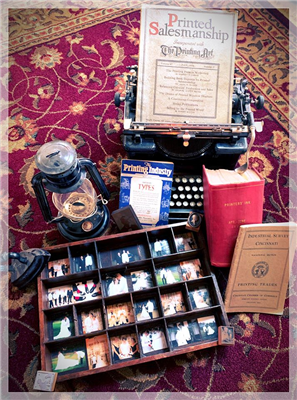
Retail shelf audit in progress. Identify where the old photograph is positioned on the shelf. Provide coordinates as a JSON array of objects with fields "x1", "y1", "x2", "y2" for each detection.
[
  {"x1": 130, "y1": 269, "x2": 154, "y2": 291},
  {"x1": 51, "y1": 313, "x2": 74, "y2": 340},
  {"x1": 104, "y1": 272, "x2": 129, "y2": 297},
  {"x1": 189, "y1": 287, "x2": 213, "y2": 310},
  {"x1": 134, "y1": 298, "x2": 159, "y2": 322},
  {"x1": 51, "y1": 344, "x2": 87, "y2": 374},
  {"x1": 168, "y1": 320, "x2": 200, "y2": 349},
  {"x1": 155, "y1": 265, "x2": 182, "y2": 286},
  {"x1": 174, "y1": 232, "x2": 198, "y2": 252},
  {"x1": 110, "y1": 333, "x2": 140, "y2": 363},
  {"x1": 139, "y1": 327, "x2": 168, "y2": 354},
  {"x1": 198, "y1": 316, "x2": 218, "y2": 341},
  {"x1": 47, "y1": 258, "x2": 70, "y2": 278},
  {"x1": 80, "y1": 308, "x2": 104, "y2": 334},
  {"x1": 107, "y1": 302, "x2": 135, "y2": 327},
  {"x1": 86, "y1": 335, "x2": 110, "y2": 369},
  {"x1": 180, "y1": 258, "x2": 203, "y2": 281},
  {"x1": 160, "y1": 291, "x2": 186, "y2": 316}
]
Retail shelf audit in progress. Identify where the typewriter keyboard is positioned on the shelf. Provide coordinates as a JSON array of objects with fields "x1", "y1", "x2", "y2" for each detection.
[{"x1": 169, "y1": 174, "x2": 204, "y2": 222}]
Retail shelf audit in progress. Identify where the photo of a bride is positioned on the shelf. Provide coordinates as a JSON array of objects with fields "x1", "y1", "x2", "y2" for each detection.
[
  {"x1": 53, "y1": 316, "x2": 72, "y2": 340},
  {"x1": 52, "y1": 347, "x2": 87, "y2": 373}
]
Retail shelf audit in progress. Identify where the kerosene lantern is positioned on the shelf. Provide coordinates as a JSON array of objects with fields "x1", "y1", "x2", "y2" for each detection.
[{"x1": 31, "y1": 140, "x2": 110, "y2": 241}]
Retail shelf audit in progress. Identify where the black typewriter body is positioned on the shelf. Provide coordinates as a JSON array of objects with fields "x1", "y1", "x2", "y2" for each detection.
[{"x1": 115, "y1": 66, "x2": 264, "y2": 221}]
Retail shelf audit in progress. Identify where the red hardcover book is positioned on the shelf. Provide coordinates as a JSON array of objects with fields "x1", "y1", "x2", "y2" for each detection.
[{"x1": 202, "y1": 165, "x2": 265, "y2": 267}]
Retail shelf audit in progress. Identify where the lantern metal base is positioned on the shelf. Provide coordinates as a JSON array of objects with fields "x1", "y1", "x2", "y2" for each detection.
[{"x1": 57, "y1": 205, "x2": 110, "y2": 241}]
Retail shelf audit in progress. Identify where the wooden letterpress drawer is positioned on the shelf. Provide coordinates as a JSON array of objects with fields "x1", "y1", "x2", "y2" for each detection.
[{"x1": 37, "y1": 222, "x2": 228, "y2": 382}]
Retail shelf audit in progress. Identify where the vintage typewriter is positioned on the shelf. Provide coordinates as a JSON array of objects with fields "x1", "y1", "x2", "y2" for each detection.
[{"x1": 115, "y1": 66, "x2": 264, "y2": 222}]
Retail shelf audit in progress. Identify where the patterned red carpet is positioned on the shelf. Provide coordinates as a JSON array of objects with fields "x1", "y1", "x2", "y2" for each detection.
[{"x1": 4, "y1": 2, "x2": 297, "y2": 396}]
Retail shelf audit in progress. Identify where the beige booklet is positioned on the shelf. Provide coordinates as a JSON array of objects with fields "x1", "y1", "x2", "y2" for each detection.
[
  {"x1": 136, "y1": 5, "x2": 238, "y2": 124},
  {"x1": 224, "y1": 222, "x2": 297, "y2": 314}
]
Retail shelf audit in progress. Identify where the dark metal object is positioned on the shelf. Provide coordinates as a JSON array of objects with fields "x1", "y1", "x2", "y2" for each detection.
[{"x1": 9, "y1": 249, "x2": 51, "y2": 289}]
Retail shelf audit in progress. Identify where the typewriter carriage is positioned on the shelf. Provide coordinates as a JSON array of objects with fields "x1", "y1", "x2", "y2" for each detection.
[{"x1": 115, "y1": 66, "x2": 264, "y2": 173}]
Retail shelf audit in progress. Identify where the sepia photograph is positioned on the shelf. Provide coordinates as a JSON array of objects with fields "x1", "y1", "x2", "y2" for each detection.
[
  {"x1": 51, "y1": 313, "x2": 74, "y2": 340},
  {"x1": 139, "y1": 326, "x2": 168, "y2": 354},
  {"x1": 134, "y1": 298, "x2": 159, "y2": 322},
  {"x1": 51, "y1": 344, "x2": 87, "y2": 374},
  {"x1": 198, "y1": 316, "x2": 218, "y2": 341},
  {"x1": 155, "y1": 265, "x2": 182, "y2": 286},
  {"x1": 218, "y1": 326, "x2": 235, "y2": 346},
  {"x1": 104, "y1": 272, "x2": 129, "y2": 297},
  {"x1": 80, "y1": 308, "x2": 104, "y2": 334},
  {"x1": 47, "y1": 284, "x2": 74, "y2": 308},
  {"x1": 47, "y1": 258, "x2": 70, "y2": 278},
  {"x1": 107, "y1": 301, "x2": 135, "y2": 328},
  {"x1": 168, "y1": 320, "x2": 200, "y2": 349},
  {"x1": 161, "y1": 291, "x2": 186, "y2": 316},
  {"x1": 189, "y1": 287, "x2": 213, "y2": 310},
  {"x1": 86, "y1": 334, "x2": 110, "y2": 369},
  {"x1": 110, "y1": 333, "x2": 140, "y2": 363},
  {"x1": 130, "y1": 269, "x2": 154, "y2": 291},
  {"x1": 180, "y1": 258, "x2": 203, "y2": 281},
  {"x1": 174, "y1": 232, "x2": 198, "y2": 252},
  {"x1": 111, "y1": 205, "x2": 142, "y2": 232},
  {"x1": 150, "y1": 238, "x2": 171, "y2": 257}
]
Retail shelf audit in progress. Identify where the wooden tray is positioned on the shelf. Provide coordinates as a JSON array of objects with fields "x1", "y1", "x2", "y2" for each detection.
[{"x1": 37, "y1": 222, "x2": 229, "y2": 382}]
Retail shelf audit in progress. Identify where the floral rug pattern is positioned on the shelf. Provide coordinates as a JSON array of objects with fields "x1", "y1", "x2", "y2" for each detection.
[{"x1": 3, "y1": 2, "x2": 297, "y2": 396}]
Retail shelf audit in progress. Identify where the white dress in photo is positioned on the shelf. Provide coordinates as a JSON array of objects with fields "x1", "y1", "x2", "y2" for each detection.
[
  {"x1": 166, "y1": 270, "x2": 176, "y2": 284},
  {"x1": 138, "y1": 305, "x2": 150, "y2": 320},
  {"x1": 55, "y1": 352, "x2": 80, "y2": 371},
  {"x1": 54, "y1": 317, "x2": 71, "y2": 340}
]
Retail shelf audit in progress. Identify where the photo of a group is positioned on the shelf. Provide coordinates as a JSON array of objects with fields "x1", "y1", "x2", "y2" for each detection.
[
  {"x1": 110, "y1": 333, "x2": 140, "y2": 363},
  {"x1": 104, "y1": 272, "x2": 129, "y2": 297},
  {"x1": 134, "y1": 298, "x2": 159, "y2": 321},
  {"x1": 106, "y1": 302, "x2": 135, "y2": 327},
  {"x1": 73, "y1": 253, "x2": 96, "y2": 273},
  {"x1": 80, "y1": 308, "x2": 104, "y2": 334},
  {"x1": 51, "y1": 313, "x2": 74, "y2": 341},
  {"x1": 161, "y1": 291, "x2": 186, "y2": 316},
  {"x1": 86, "y1": 335, "x2": 110, "y2": 369},
  {"x1": 47, "y1": 279, "x2": 101, "y2": 308},
  {"x1": 189, "y1": 287, "x2": 212, "y2": 310},
  {"x1": 139, "y1": 327, "x2": 168, "y2": 354},
  {"x1": 197, "y1": 315, "x2": 218, "y2": 341},
  {"x1": 174, "y1": 232, "x2": 198, "y2": 252},
  {"x1": 180, "y1": 258, "x2": 204, "y2": 280},
  {"x1": 51, "y1": 344, "x2": 87, "y2": 374},
  {"x1": 150, "y1": 238, "x2": 171, "y2": 257},
  {"x1": 130, "y1": 269, "x2": 154, "y2": 291},
  {"x1": 47, "y1": 258, "x2": 70, "y2": 278},
  {"x1": 168, "y1": 319, "x2": 201, "y2": 349},
  {"x1": 156, "y1": 265, "x2": 181, "y2": 286}
]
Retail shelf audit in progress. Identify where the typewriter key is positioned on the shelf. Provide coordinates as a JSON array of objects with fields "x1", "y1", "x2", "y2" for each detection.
[
  {"x1": 182, "y1": 177, "x2": 188, "y2": 183},
  {"x1": 180, "y1": 194, "x2": 185, "y2": 199},
  {"x1": 176, "y1": 201, "x2": 182, "y2": 207},
  {"x1": 187, "y1": 194, "x2": 192, "y2": 199},
  {"x1": 199, "y1": 186, "x2": 203, "y2": 192},
  {"x1": 170, "y1": 201, "x2": 175, "y2": 207},
  {"x1": 196, "y1": 177, "x2": 202, "y2": 183},
  {"x1": 194, "y1": 194, "x2": 200, "y2": 199},
  {"x1": 178, "y1": 186, "x2": 184, "y2": 191},
  {"x1": 175, "y1": 177, "x2": 181, "y2": 183},
  {"x1": 192, "y1": 186, "x2": 198, "y2": 192},
  {"x1": 185, "y1": 186, "x2": 191, "y2": 191},
  {"x1": 190, "y1": 202, "x2": 196, "y2": 207},
  {"x1": 173, "y1": 194, "x2": 178, "y2": 199},
  {"x1": 183, "y1": 201, "x2": 189, "y2": 207},
  {"x1": 189, "y1": 177, "x2": 195, "y2": 183},
  {"x1": 197, "y1": 201, "x2": 203, "y2": 207}
]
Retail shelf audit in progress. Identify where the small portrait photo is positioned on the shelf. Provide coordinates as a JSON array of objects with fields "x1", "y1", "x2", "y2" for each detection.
[
  {"x1": 174, "y1": 232, "x2": 198, "y2": 252},
  {"x1": 160, "y1": 291, "x2": 186, "y2": 316},
  {"x1": 47, "y1": 284, "x2": 74, "y2": 308},
  {"x1": 81, "y1": 308, "x2": 104, "y2": 334},
  {"x1": 198, "y1": 315, "x2": 218, "y2": 341},
  {"x1": 86, "y1": 334, "x2": 110, "y2": 369},
  {"x1": 51, "y1": 313, "x2": 74, "y2": 340},
  {"x1": 130, "y1": 269, "x2": 154, "y2": 291},
  {"x1": 156, "y1": 265, "x2": 182, "y2": 286},
  {"x1": 106, "y1": 302, "x2": 135, "y2": 328},
  {"x1": 73, "y1": 253, "x2": 96, "y2": 273},
  {"x1": 168, "y1": 319, "x2": 201, "y2": 349},
  {"x1": 189, "y1": 287, "x2": 212, "y2": 310},
  {"x1": 47, "y1": 258, "x2": 70, "y2": 278},
  {"x1": 186, "y1": 212, "x2": 203, "y2": 232},
  {"x1": 104, "y1": 272, "x2": 129, "y2": 297},
  {"x1": 72, "y1": 279, "x2": 101, "y2": 303},
  {"x1": 139, "y1": 326, "x2": 168, "y2": 354},
  {"x1": 111, "y1": 205, "x2": 142, "y2": 232},
  {"x1": 218, "y1": 326, "x2": 235, "y2": 346},
  {"x1": 150, "y1": 238, "x2": 171, "y2": 257},
  {"x1": 51, "y1": 345, "x2": 87, "y2": 374},
  {"x1": 134, "y1": 298, "x2": 159, "y2": 322},
  {"x1": 180, "y1": 258, "x2": 203, "y2": 281},
  {"x1": 111, "y1": 333, "x2": 140, "y2": 363}
]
